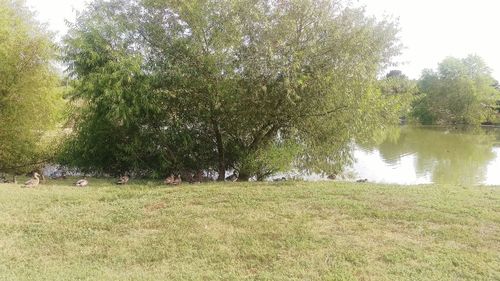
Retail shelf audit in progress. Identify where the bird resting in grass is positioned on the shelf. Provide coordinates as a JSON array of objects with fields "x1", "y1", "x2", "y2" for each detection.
[
  {"x1": 116, "y1": 175, "x2": 129, "y2": 185},
  {"x1": 23, "y1": 172, "x2": 40, "y2": 188},
  {"x1": 75, "y1": 178, "x2": 88, "y2": 187}
]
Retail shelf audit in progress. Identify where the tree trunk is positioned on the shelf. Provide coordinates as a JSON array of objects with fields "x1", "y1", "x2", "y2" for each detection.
[{"x1": 212, "y1": 121, "x2": 225, "y2": 181}]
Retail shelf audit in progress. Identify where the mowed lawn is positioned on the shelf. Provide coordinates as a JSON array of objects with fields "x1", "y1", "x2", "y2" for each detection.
[{"x1": 0, "y1": 180, "x2": 498, "y2": 280}]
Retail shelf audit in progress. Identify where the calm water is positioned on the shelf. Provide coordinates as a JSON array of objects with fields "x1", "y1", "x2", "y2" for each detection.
[{"x1": 348, "y1": 126, "x2": 500, "y2": 185}]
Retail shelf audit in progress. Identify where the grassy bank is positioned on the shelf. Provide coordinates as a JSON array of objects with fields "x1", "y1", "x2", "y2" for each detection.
[{"x1": 0, "y1": 181, "x2": 498, "y2": 280}]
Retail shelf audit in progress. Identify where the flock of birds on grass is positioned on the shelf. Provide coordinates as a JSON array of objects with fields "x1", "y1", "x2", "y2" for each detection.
[
  {"x1": 2, "y1": 171, "x2": 368, "y2": 188},
  {"x1": 18, "y1": 173, "x2": 130, "y2": 188},
  {"x1": 15, "y1": 174, "x2": 136, "y2": 188},
  {"x1": 12, "y1": 171, "x2": 227, "y2": 188},
  {"x1": 0, "y1": 173, "x2": 126, "y2": 188}
]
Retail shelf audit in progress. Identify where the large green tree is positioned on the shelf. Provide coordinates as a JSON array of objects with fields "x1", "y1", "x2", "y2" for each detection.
[
  {"x1": 0, "y1": 0, "x2": 62, "y2": 176},
  {"x1": 412, "y1": 55, "x2": 500, "y2": 125},
  {"x1": 62, "y1": 0, "x2": 403, "y2": 179}
]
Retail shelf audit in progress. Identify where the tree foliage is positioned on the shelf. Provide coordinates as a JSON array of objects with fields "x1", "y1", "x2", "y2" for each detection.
[
  {"x1": 62, "y1": 0, "x2": 403, "y2": 179},
  {"x1": 0, "y1": 0, "x2": 62, "y2": 175},
  {"x1": 378, "y1": 70, "x2": 416, "y2": 118},
  {"x1": 412, "y1": 55, "x2": 500, "y2": 125}
]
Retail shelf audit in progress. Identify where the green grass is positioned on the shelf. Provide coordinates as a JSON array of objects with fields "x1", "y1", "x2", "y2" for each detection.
[{"x1": 0, "y1": 180, "x2": 499, "y2": 280}]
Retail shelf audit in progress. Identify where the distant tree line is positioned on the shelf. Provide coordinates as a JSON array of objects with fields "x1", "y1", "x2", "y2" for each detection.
[
  {"x1": 381, "y1": 56, "x2": 500, "y2": 126},
  {"x1": 411, "y1": 55, "x2": 500, "y2": 125}
]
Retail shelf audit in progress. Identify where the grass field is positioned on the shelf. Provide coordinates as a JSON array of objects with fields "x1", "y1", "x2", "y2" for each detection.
[{"x1": 0, "y1": 180, "x2": 499, "y2": 280}]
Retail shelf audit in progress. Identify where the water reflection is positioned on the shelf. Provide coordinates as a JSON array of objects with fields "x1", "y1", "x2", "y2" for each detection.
[{"x1": 349, "y1": 127, "x2": 500, "y2": 185}]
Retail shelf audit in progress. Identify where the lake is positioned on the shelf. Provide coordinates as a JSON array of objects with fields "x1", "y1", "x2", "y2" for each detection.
[{"x1": 347, "y1": 126, "x2": 500, "y2": 185}]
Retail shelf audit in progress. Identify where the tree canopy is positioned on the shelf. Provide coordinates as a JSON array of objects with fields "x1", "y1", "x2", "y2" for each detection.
[
  {"x1": 378, "y1": 69, "x2": 416, "y2": 119},
  {"x1": 0, "y1": 0, "x2": 62, "y2": 175},
  {"x1": 61, "y1": 0, "x2": 404, "y2": 179},
  {"x1": 412, "y1": 55, "x2": 500, "y2": 125}
]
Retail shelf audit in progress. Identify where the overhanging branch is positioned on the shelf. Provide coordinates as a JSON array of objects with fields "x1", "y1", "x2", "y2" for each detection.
[{"x1": 299, "y1": 105, "x2": 349, "y2": 118}]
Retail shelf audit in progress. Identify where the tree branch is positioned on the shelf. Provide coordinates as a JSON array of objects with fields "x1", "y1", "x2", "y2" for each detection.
[
  {"x1": 248, "y1": 123, "x2": 280, "y2": 151},
  {"x1": 299, "y1": 105, "x2": 349, "y2": 118}
]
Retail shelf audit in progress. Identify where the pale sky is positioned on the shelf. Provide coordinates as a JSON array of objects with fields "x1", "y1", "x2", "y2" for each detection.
[{"x1": 26, "y1": 0, "x2": 500, "y2": 80}]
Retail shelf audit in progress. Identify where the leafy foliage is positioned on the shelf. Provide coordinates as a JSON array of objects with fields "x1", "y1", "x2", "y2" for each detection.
[
  {"x1": 378, "y1": 70, "x2": 416, "y2": 119},
  {"x1": 0, "y1": 0, "x2": 62, "y2": 174},
  {"x1": 412, "y1": 55, "x2": 500, "y2": 125},
  {"x1": 62, "y1": 0, "x2": 403, "y2": 179}
]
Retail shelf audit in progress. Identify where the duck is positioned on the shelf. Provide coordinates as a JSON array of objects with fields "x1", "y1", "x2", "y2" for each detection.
[
  {"x1": 172, "y1": 175, "x2": 182, "y2": 185},
  {"x1": 164, "y1": 174, "x2": 175, "y2": 185},
  {"x1": 356, "y1": 178, "x2": 368, "y2": 183},
  {"x1": 75, "y1": 177, "x2": 88, "y2": 187},
  {"x1": 327, "y1": 174, "x2": 337, "y2": 180},
  {"x1": 116, "y1": 175, "x2": 130, "y2": 185},
  {"x1": 23, "y1": 172, "x2": 40, "y2": 188}
]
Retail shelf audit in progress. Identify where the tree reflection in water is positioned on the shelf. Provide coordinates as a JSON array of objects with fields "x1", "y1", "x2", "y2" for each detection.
[{"x1": 355, "y1": 127, "x2": 500, "y2": 185}]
